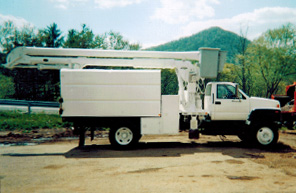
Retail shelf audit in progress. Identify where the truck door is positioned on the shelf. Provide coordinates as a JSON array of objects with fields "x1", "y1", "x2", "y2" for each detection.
[{"x1": 212, "y1": 84, "x2": 249, "y2": 120}]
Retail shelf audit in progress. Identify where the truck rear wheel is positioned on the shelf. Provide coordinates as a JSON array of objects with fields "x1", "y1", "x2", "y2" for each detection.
[
  {"x1": 254, "y1": 126, "x2": 278, "y2": 147},
  {"x1": 109, "y1": 124, "x2": 140, "y2": 148}
]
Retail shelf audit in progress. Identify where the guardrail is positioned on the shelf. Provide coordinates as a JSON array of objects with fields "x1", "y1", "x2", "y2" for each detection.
[{"x1": 0, "y1": 99, "x2": 59, "y2": 114}]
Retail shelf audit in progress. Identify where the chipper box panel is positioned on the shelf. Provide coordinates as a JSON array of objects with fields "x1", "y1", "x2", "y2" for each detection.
[{"x1": 60, "y1": 69, "x2": 161, "y2": 117}]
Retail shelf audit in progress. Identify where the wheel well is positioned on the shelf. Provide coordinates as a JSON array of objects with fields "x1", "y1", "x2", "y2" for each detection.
[{"x1": 248, "y1": 109, "x2": 281, "y2": 123}]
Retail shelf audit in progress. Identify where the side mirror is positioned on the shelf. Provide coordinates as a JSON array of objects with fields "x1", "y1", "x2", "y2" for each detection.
[{"x1": 235, "y1": 84, "x2": 239, "y2": 99}]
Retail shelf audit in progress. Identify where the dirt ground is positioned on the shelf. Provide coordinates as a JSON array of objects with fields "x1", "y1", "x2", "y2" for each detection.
[{"x1": 0, "y1": 130, "x2": 296, "y2": 193}]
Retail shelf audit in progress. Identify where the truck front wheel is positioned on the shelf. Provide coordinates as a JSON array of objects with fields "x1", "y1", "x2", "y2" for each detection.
[
  {"x1": 109, "y1": 124, "x2": 140, "y2": 148},
  {"x1": 254, "y1": 126, "x2": 278, "y2": 147}
]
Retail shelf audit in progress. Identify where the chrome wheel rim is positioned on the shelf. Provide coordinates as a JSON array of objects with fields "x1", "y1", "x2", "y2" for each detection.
[
  {"x1": 256, "y1": 127, "x2": 274, "y2": 145},
  {"x1": 115, "y1": 127, "x2": 133, "y2": 145}
]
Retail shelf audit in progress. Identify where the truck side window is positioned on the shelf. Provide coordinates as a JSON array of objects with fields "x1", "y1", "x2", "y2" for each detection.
[
  {"x1": 217, "y1": 84, "x2": 246, "y2": 99},
  {"x1": 217, "y1": 85, "x2": 236, "y2": 99},
  {"x1": 205, "y1": 84, "x2": 212, "y2": 96}
]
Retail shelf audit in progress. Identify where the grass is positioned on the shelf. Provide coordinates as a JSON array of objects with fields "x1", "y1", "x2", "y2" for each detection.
[{"x1": 0, "y1": 111, "x2": 72, "y2": 131}]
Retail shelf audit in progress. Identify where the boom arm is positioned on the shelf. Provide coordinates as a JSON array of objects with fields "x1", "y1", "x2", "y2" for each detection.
[
  {"x1": 3, "y1": 46, "x2": 226, "y2": 114},
  {"x1": 4, "y1": 47, "x2": 201, "y2": 70}
]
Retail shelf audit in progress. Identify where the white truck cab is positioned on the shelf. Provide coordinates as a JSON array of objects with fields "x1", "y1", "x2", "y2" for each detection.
[
  {"x1": 199, "y1": 82, "x2": 281, "y2": 147},
  {"x1": 204, "y1": 82, "x2": 280, "y2": 121}
]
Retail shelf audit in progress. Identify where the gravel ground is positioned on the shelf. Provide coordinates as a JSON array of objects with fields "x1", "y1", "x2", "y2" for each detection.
[{"x1": 0, "y1": 130, "x2": 296, "y2": 193}]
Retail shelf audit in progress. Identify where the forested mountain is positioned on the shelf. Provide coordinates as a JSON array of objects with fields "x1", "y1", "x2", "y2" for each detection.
[{"x1": 147, "y1": 27, "x2": 250, "y2": 62}]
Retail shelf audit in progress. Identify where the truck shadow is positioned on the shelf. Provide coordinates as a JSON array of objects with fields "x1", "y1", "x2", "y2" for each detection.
[
  {"x1": 2, "y1": 141, "x2": 294, "y2": 159},
  {"x1": 64, "y1": 141, "x2": 295, "y2": 159}
]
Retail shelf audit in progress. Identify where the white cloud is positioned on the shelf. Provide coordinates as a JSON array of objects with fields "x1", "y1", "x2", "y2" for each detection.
[
  {"x1": 56, "y1": 4, "x2": 68, "y2": 10},
  {"x1": 181, "y1": 7, "x2": 296, "y2": 40},
  {"x1": 50, "y1": 0, "x2": 143, "y2": 9},
  {"x1": 94, "y1": 0, "x2": 144, "y2": 9},
  {"x1": 151, "y1": 0, "x2": 220, "y2": 24},
  {"x1": 0, "y1": 14, "x2": 33, "y2": 28},
  {"x1": 50, "y1": 0, "x2": 89, "y2": 9}
]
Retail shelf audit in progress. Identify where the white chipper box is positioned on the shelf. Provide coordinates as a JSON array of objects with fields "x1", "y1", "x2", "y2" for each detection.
[{"x1": 60, "y1": 69, "x2": 161, "y2": 117}]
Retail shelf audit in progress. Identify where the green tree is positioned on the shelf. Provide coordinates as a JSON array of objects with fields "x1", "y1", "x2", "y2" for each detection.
[
  {"x1": 18, "y1": 25, "x2": 39, "y2": 47},
  {"x1": 0, "y1": 21, "x2": 17, "y2": 53},
  {"x1": 0, "y1": 73, "x2": 15, "y2": 98},
  {"x1": 161, "y1": 69, "x2": 178, "y2": 95},
  {"x1": 102, "y1": 31, "x2": 141, "y2": 50},
  {"x1": 218, "y1": 63, "x2": 240, "y2": 83},
  {"x1": 246, "y1": 23, "x2": 296, "y2": 97},
  {"x1": 64, "y1": 29, "x2": 78, "y2": 48},
  {"x1": 94, "y1": 33, "x2": 106, "y2": 49},
  {"x1": 0, "y1": 21, "x2": 39, "y2": 64},
  {"x1": 64, "y1": 24, "x2": 96, "y2": 48},
  {"x1": 40, "y1": 23, "x2": 64, "y2": 47},
  {"x1": 103, "y1": 31, "x2": 129, "y2": 50},
  {"x1": 0, "y1": 21, "x2": 39, "y2": 54},
  {"x1": 129, "y1": 43, "x2": 141, "y2": 50},
  {"x1": 0, "y1": 21, "x2": 62, "y2": 101},
  {"x1": 64, "y1": 25, "x2": 140, "y2": 50},
  {"x1": 234, "y1": 27, "x2": 253, "y2": 95},
  {"x1": 78, "y1": 24, "x2": 96, "y2": 48}
]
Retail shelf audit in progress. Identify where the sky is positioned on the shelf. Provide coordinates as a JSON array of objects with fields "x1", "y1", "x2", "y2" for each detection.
[{"x1": 0, "y1": 0, "x2": 296, "y2": 49}]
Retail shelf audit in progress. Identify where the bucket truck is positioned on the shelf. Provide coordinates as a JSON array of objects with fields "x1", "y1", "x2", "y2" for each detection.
[{"x1": 4, "y1": 47, "x2": 281, "y2": 148}]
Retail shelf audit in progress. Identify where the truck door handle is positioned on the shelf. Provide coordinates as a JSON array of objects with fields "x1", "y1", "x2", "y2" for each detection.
[{"x1": 215, "y1": 101, "x2": 221, "y2": 105}]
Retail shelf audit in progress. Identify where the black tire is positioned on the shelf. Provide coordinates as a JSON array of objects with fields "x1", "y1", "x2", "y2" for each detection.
[
  {"x1": 286, "y1": 121, "x2": 296, "y2": 130},
  {"x1": 237, "y1": 133, "x2": 251, "y2": 143},
  {"x1": 109, "y1": 123, "x2": 140, "y2": 148},
  {"x1": 253, "y1": 125, "x2": 279, "y2": 147}
]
